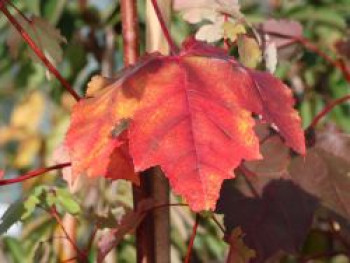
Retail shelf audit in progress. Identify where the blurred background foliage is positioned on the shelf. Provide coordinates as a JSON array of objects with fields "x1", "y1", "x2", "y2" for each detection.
[{"x1": 0, "y1": 0, "x2": 349, "y2": 262}]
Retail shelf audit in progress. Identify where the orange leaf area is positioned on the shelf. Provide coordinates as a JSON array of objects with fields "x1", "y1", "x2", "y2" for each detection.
[{"x1": 65, "y1": 40, "x2": 305, "y2": 211}]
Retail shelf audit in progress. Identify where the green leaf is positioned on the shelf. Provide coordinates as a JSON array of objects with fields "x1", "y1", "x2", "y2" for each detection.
[
  {"x1": 55, "y1": 188, "x2": 81, "y2": 215},
  {"x1": 0, "y1": 200, "x2": 24, "y2": 235},
  {"x1": 3, "y1": 237, "x2": 28, "y2": 263},
  {"x1": 40, "y1": 0, "x2": 67, "y2": 25},
  {"x1": 6, "y1": 16, "x2": 66, "y2": 66},
  {"x1": 46, "y1": 191, "x2": 57, "y2": 207},
  {"x1": 288, "y1": 7, "x2": 346, "y2": 30},
  {"x1": 33, "y1": 185, "x2": 46, "y2": 197},
  {"x1": 22, "y1": 195, "x2": 40, "y2": 220}
]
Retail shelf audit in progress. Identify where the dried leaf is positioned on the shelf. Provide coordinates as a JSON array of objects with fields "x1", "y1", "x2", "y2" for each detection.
[
  {"x1": 261, "y1": 19, "x2": 303, "y2": 48},
  {"x1": 227, "y1": 227, "x2": 256, "y2": 263},
  {"x1": 174, "y1": 0, "x2": 241, "y2": 22},
  {"x1": 288, "y1": 148, "x2": 350, "y2": 221},
  {"x1": 97, "y1": 199, "x2": 154, "y2": 262},
  {"x1": 245, "y1": 135, "x2": 291, "y2": 178},
  {"x1": 174, "y1": 0, "x2": 242, "y2": 42},
  {"x1": 195, "y1": 19, "x2": 224, "y2": 43}
]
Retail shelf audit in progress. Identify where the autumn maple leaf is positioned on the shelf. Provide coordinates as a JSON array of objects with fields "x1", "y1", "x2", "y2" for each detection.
[{"x1": 65, "y1": 39, "x2": 305, "y2": 212}]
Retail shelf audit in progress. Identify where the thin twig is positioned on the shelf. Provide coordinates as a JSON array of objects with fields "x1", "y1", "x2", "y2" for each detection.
[
  {"x1": 150, "y1": 0, "x2": 178, "y2": 54},
  {"x1": 0, "y1": 163, "x2": 71, "y2": 186},
  {"x1": 237, "y1": 165, "x2": 260, "y2": 198},
  {"x1": 309, "y1": 94, "x2": 350, "y2": 128},
  {"x1": 211, "y1": 214, "x2": 225, "y2": 234},
  {"x1": 185, "y1": 214, "x2": 199, "y2": 263},
  {"x1": 50, "y1": 207, "x2": 86, "y2": 260},
  {"x1": 6, "y1": 1, "x2": 32, "y2": 23},
  {"x1": 84, "y1": 226, "x2": 97, "y2": 258},
  {"x1": 262, "y1": 30, "x2": 350, "y2": 83},
  {"x1": 0, "y1": 4, "x2": 81, "y2": 101},
  {"x1": 149, "y1": 202, "x2": 188, "y2": 211}
]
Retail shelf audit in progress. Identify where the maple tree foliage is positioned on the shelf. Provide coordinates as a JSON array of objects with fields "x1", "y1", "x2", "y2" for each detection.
[
  {"x1": 217, "y1": 127, "x2": 350, "y2": 262},
  {"x1": 2, "y1": 0, "x2": 350, "y2": 262},
  {"x1": 217, "y1": 178, "x2": 318, "y2": 263},
  {"x1": 65, "y1": 38, "x2": 305, "y2": 212}
]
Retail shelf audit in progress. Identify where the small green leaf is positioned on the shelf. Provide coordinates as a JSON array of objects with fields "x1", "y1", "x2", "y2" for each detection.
[
  {"x1": 22, "y1": 195, "x2": 40, "y2": 220},
  {"x1": 46, "y1": 191, "x2": 57, "y2": 207},
  {"x1": 56, "y1": 188, "x2": 81, "y2": 215},
  {"x1": 223, "y1": 22, "x2": 246, "y2": 42},
  {"x1": 3, "y1": 237, "x2": 28, "y2": 263},
  {"x1": 33, "y1": 185, "x2": 46, "y2": 197}
]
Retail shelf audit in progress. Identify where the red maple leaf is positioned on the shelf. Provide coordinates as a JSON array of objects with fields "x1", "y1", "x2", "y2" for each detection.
[{"x1": 65, "y1": 39, "x2": 305, "y2": 211}]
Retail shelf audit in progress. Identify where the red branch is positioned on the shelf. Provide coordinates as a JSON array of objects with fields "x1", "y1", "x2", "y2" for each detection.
[
  {"x1": 260, "y1": 30, "x2": 350, "y2": 127},
  {"x1": 0, "y1": 4, "x2": 81, "y2": 101},
  {"x1": 50, "y1": 207, "x2": 87, "y2": 260},
  {"x1": 150, "y1": 0, "x2": 178, "y2": 54},
  {"x1": 263, "y1": 30, "x2": 350, "y2": 83},
  {"x1": 185, "y1": 214, "x2": 199, "y2": 263},
  {"x1": 300, "y1": 37, "x2": 350, "y2": 82},
  {"x1": 121, "y1": 0, "x2": 139, "y2": 66},
  {"x1": 0, "y1": 163, "x2": 71, "y2": 186},
  {"x1": 310, "y1": 94, "x2": 350, "y2": 128}
]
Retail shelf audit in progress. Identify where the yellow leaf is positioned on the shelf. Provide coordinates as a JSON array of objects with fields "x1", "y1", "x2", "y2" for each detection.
[
  {"x1": 238, "y1": 35, "x2": 262, "y2": 68},
  {"x1": 11, "y1": 91, "x2": 46, "y2": 133},
  {"x1": 14, "y1": 135, "x2": 41, "y2": 168},
  {"x1": 223, "y1": 22, "x2": 246, "y2": 42}
]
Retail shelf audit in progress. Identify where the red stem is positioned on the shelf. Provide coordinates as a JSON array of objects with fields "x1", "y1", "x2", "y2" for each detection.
[
  {"x1": 185, "y1": 214, "x2": 199, "y2": 263},
  {"x1": 263, "y1": 30, "x2": 350, "y2": 83},
  {"x1": 261, "y1": 30, "x2": 350, "y2": 128},
  {"x1": 0, "y1": 163, "x2": 71, "y2": 186},
  {"x1": 0, "y1": 4, "x2": 81, "y2": 101},
  {"x1": 310, "y1": 94, "x2": 350, "y2": 128},
  {"x1": 7, "y1": 1, "x2": 32, "y2": 23},
  {"x1": 50, "y1": 207, "x2": 86, "y2": 260},
  {"x1": 300, "y1": 38, "x2": 350, "y2": 83},
  {"x1": 149, "y1": 202, "x2": 188, "y2": 211},
  {"x1": 150, "y1": 0, "x2": 178, "y2": 54},
  {"x1": 223, "y1": 14, "x2": 230, "y2": 51},
  {"x1": 121, "y1": 0, "x2": 139, "y2": 65}
]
